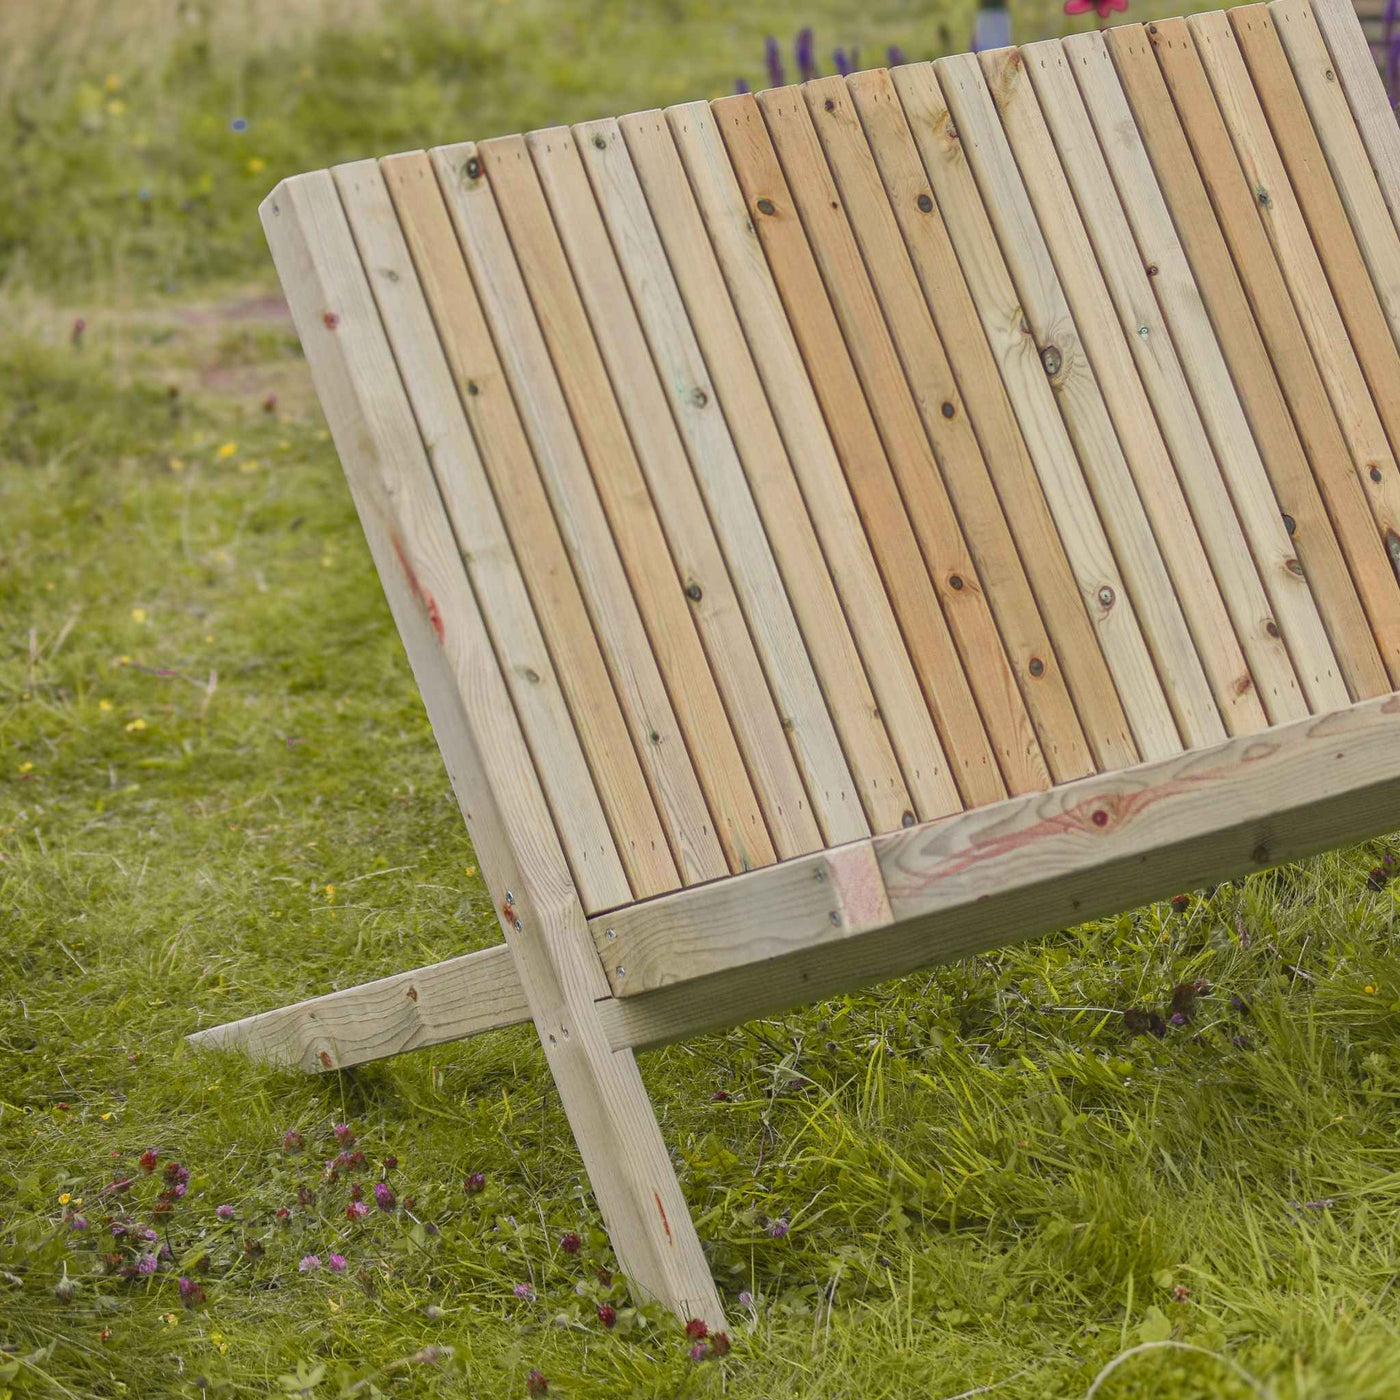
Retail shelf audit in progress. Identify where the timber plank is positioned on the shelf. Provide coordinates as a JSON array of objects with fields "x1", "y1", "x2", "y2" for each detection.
[
  {"x1": 845, "y1": 66, "x2": 1124, "y2": 783},
  {"x1": 597, "y1": 691, "x2": 1400, "y2": 1051},
  {"x1": 262, "y1": 168, "x2": 722, "y2": 1324},
  {"x1": 805, "y1": 74, "x2": 1089, "y2": 786},
  {"x1": 431, "y1": 141, "x2": 730, "y2": 885},
  {"x1": 377, "y1": 152, "x2": 677, "y2": 903},
  {"x1": 891, "y1": 61, "x2": 1143, "y2": 774},
  {"x1": 1125, "y1": 20, "x2": 1400, "y2": 691},
  {"x1": 992, "y1": 44, "x2": 1268, "y2": 739},
  {"x1": 478, "y1": 134, "x2": 774, "y2": 875},
  {"x1": 763, "y1": 82, "x2": 1047, "y2": 797},
  {"x1": 526, "y1": 126, "x2": 821, "y2": 860},
  {"x1": 1063, "y1": 31, "x2": 1361, "y2": 712},
  {"x1": 617, "y1": 109, "x2": 911, "y2": 837},
  {"x1": 664, "y1": 101, "x2": 954, "y2": 823},
  {"x1": 933, "y1": 53, "x2": 1192, "y2": 761},
  {"x1": 714, "y1": 93, "x2": 1002, "y2": 810}
]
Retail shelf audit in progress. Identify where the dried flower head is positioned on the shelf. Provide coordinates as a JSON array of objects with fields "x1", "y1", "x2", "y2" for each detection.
[
  {"x1": 464, "y1": 1172, "x2": 486, "y2": 1194},
  {"x1": 139, "y1": 1148, "x2": 160, "y2": 1174},
  {"x1": 597, "y1": 1303, "x2": 617, "y2": 1329},
  {"x1": 560, "y1": 1231, "x2": 582, "y2": 1256},
  {"x1": 525, "y1": 1371, "x2": 548, "y2": 1397},
  {"x1": 282, "y1": 1129, "x2": 304, "y2": 1154},
  {"x1": 685, "y1": 1318, "x2": 708, "y2": 1339}
]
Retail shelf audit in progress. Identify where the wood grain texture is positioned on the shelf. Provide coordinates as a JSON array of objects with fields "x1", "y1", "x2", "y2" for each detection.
[
  {"x1": 1308, "y1": 0, "x2": 1400, "y2": 238},
  {"x1": 1060, "y1": 31, "x2": 1352, "y2": 717},
  {"x1": 1229, "y1": 8, "x2": 1400, "y2": 497},
  {"x1": 933, "y1": 53, "x2": 1193, "y2": 761},
  {"x1": 767, "y1": 81, "x2": 1048, "y2": 797},
  {"x1": 994, "y1": 43, "x2": 1269, "y2": 739},
  {"x1": 379, "y1": 152, "x2": 681, "y2": 901},
  {"x1": 845, "y1": 66, "x2": 1125, "y2": 783},
  {"x1": 570, "y1": 117, "x2": 868, "y2": 848},
  {"x1": 332, "y1": 158, "x2": 631, "y2": 911},
  {"x1": 715, "y1": 93, "x2": 1000, "y2": 810},
  {"x1": 431, "y1": 142, "x2": 728, "y2": 887},
  {"x1": 807, "y1": 74, "x2": 1090, "y2": 787},
  {"x1": 1269, "y1": 0, "x2": 1400, "y2": 353},
  {"x1": 664, "y1": 100, "x2": 953, "y2": 824},
  {"x1": 261, "y1": 168, "x2": 722, "y2": 1325},
  {"x1": 599, "y1": 690, "x2": 1400, "y2": 1051},
  {"x1": 525, "y1": 126, "x2": 820, "y2": 861},
  {"x1": 478, "y1": 134, "x2": 774, "y2": 875},
  {"x1": 594, "y1": 839, "x2": 889, "y2": 997},
  {"x1": 617, "y1": 109, "x2": 911, "y2": 837},
  {"x1": 891, "y1": 61, "x2": 1141, "y2": 774},
  {"x1": 188, "y1": 943, "x2": 529, "y2": 1071},
  {"x1": 1126, "y1": 21, "x2": 1400, "y2": 691}
]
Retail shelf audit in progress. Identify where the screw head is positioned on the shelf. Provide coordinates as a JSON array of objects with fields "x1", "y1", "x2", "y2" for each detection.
[
  {"x1": 1040, "y1": 344, "x2": 1063, "y2": 376},
  {"x1": 592, "y1": 134, "x2": 606, "y2": 150},
  {"x1": 464, "y1": 156, "x2": 482, "y2": 180},
  {"x1": 605, "y1": 928, "x2": 616, "y2": 941},
  {"x1": 1098, "y1": 585, "x2": 1116, "y2": 609},
  {"x1": 1137, "y1": 324, "x2": 1150, "y2": 339},
  {"x1": 615, "y1": 965, "x2": 626, "y2": 978}
]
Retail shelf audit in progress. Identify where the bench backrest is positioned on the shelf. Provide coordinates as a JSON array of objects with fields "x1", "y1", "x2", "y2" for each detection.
[{"x1": 266, "y1": 0, "x2": 1400, "y2": 921}]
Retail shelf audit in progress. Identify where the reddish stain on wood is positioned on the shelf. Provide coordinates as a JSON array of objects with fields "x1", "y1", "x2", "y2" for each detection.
[
  {"x1": 654, "y1": 1191, "x2": 674, "y2": 1245},
  {"x1": 323, "y1": 310, "x2": 340, "y2": 329},
  {"x1": 318, "y1": 1050, "x2": 334, "y2": 1070},
  {"x1": 391, "y1": 532, "x2": 445, "y2": 644}
]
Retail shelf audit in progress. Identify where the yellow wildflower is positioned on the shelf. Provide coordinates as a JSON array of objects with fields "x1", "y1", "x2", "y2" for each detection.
[
  {"x1": 1366, "y1": 985, "x2": 1376, "y2": 994},
  {"x1": 325, "y1": 884, "x2": 336, "y2": 903},
  {"x1": 99, "y1": 700, "x2": 112, "y2": 711},
  {"x1": 125, "y1": 718, "x2": 146, "y2": 733},
  {"x1": 169, "y1": 458, "x2": 185, "y2": 472},
  {"x1": 238, "y1": 458, "x2": 260, "y2": 473},
  {"x1": 18, "y1": 762, "x2": 33, "y2": 774},
  {"x1": 58, "y1": 1192, "x2": 70, "y2": 1204},
  {"x1": 246, "y1": 156, "x2": 266, "y2": 175},
  {"x1": 217, "y1": 442, "x2": 238, "y2": 459},
  {"x1": 105, "y1": 74, "x2": 122, "y2": 91},
  {"x1": 107, "y1": 99, "x2": 125, "y2": 116},
  {"x1": 131, "y1": 607, "x2": 147, "y2": 623}
]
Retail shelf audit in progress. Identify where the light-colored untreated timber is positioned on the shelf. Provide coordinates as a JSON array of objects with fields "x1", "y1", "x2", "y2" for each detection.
[
  {"x1": 597, "y1": 690, "x2": 1400, "y2": 1050},
  {"x1": 187, "y1": 944, "x2": 530, "y2": 1072}
]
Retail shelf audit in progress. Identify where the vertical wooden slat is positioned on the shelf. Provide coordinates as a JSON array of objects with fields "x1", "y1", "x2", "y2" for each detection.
[
  {"x1": 756, "y1": 86, "x2": 1044, "y2": 797},
  {"x1": 663, "y1": 101, "x2": 956, "y2": 824},
  {"x1": 845, "y1": 67, "x2": 1128, "y2": 780},
  {"x1": 525, "y1": 126, "x2": 822, "y2": 860},
  {"x1": 1308, "y1": 0, "x2": 1400, "y2": 239},
  {"x1": 579, "y1": 115, "x2": 895, "y2": 844},
  {"x1": 1269, "y1": 0, "x2": 1400, "y2": 354},
  {"x1": 262, "y1": 168, "x2": 723, "y2": 1327},
  {"x1": 1125, "y1": 20, "x2": 1400, "y2": 691},
  {"x1": 332, "y1": 159, "x2": 633, "y2": 911},
  {"x1": 1062, "y1": 32, "x2": 1360, "y2": 713},
  {"x1": 378, "y1": 152, "x2": 680, "y2": 901},
  {"x1": 714, "y1": 93, "x2": 1003, "y2": 810},
  {"x1": 429, "y1": 141, "x2": 730, "y2": 886},
  {"x1": 890, "y1": 63, "x2": 1142, "y2": 773},
  {"x1": 1231, "y1": 7, "x2": 1400, "y2": 485},
  {"x1": 803, "y1": 75, "x2": 1092, "y2": 786},
  {"x1": 994, "y1": 44, "x2": 1269, "y2": 738},
  {"x1": 933, "y1": 53, "x2": 1190, "y2": 761}
]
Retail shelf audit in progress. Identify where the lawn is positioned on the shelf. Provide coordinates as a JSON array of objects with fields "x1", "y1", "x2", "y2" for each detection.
[{"x1": 5, "y1": 0, "x2": 1400, "y2": 1396}]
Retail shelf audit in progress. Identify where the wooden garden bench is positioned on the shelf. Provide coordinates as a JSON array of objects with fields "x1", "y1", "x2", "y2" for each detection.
[{"x1": 192, "y1": 0, "x2": 1400, "y2": 1326}]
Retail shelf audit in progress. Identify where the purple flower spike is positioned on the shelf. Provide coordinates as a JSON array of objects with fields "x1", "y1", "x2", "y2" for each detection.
[
  {"x1": 346, "y1": 1200, "x2": 370, "y2": 1221},
  {"x1": 299, "y1": 1254, "x2": 321, "y2": 1272},
  {"x1": 514, "y1": 1281, "x2": 535, "y2": 1300},
  {"x1": 767, "y1": 1218, "x2": 790, "y2": 1239},
  {"x1": 328, "y1": 1253, "x2": 348, "y2": 1273},
  {"x1": 765, "y1": 35, "x2": 785, "y2": 88},
  {"x1": 833, "y1": 48, "x2": 853, "y2": 77},
  {"x1": 735, "y1": 77, "x2": 751, "y2": 94},
  {"x1": 178, "y1": 1276, "x2": 205, "y2": 1308},
  {"x1": 136, "y1": 1253, "x2": 158, "y2": 1275},
  {"x1": 215, "y1": 1204, "x2": 234, "y2": 1221},
  {"x1": 796, "y1": 27, "x2": 817, "y2": 82},
  {"x1": 374, "y1": 1182, "x2": 395, "y2": 1212},
  {"x1": 1169, "y1": 1010, "x2": 1187, "y2": 1027},
  {"x1": 738, "y1": 1290, "x2": 754, "y2": 1307},
  {"x1": 887, "y1": 45, "x2": 909, "y2": 68},
  {"x1": 690, "y1": 1343, "x2": 708, "y2": 1362},
  {"x1": 69, "y1": 1216, "x2": 88, "y2": 1231}
]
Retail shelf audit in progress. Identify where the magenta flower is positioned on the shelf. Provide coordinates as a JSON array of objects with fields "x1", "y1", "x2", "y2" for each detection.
[
  {"x1": 525, "y1": 1370, "x2": 548, "y2": 1396},
  {"x1": 514, "y1": 1282, "x2": 535, "y2": 1301},
  {"x1": 328, "y1": 1253, "x2": 348, "y2": 1273},
  {"x1": 136, "y1": 1253, "x2": 158, "y2": 1275},
  {"x1": 374, "y1": 1182, "x2": 395, "y2": 1212},
  {"x1": 689, "y1": 1343, "x2": 708, "y2": 1362},
  {"x1": 560, "y1": 1231, "x2": 581, "y2": 1255},
  {"x1": 282, "y1": 1129, "x2": 304, "y2": 1153},
  {"x1": 383, "y1": 1155, "x2": 398, "y2": 1171},
  {"x1": 171, "y1": 1183, "x2": 187, "y2": 1199},
  {"x1": 738, "y1": 1290, "x2": 754, "y2": 1307},
  {"x1": 178, "y1": 1277, "x2": 205, "y2": 1308},
  {"x1": 767, "y1": 1218, "x2": 790, "y2": 1239},
  {"x1": 710, "y1": 1332, "x2": 731, "y2": 1358},
  {"x1": 1064, "y1": 0, "x2": 1128, "y2": 15},
  {"x1": 139, "y1": 1148, "x2": 160, "y2": 1173},
  {"x1": 69, "y1": 1216, "x2": 88, "y2": 1231},
  {"x1": 275, "y1": 1207, "x2": 291, "y2": 1223},
  {"x1": 685, "y1": 1318, "x2": 708, "y2": 1339},
  {"x1": 164, "y1": 1163, "x2": 190, "y2": 1188},
  {"x1": 597, "y1": 1303, "x2": 617, "y2": 1328},
  {"x1": 332, "y1": 1123, "x2": 355, "y2": 1145},
  {"x1": 464, "y1": 1172, "x2": 486, "y2": 1194},
  {"x1": 346, "y1": 1200, "x2": 370, "y2": 1221},
  {"x1": 299, "y1": 1254, "x2": 321, "y2": 1272},
  {"x1": 215, "y1": 1204, "x2": 234, "y2": 1221}
]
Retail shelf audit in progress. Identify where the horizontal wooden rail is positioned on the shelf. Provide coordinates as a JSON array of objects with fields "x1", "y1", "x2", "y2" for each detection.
[
  {"x1": 186, "y1": 944, "x2": 529, "y2": 1072},
  {"x1": 195, "y1": 693, "x2": 1400, "y2": 1067}
]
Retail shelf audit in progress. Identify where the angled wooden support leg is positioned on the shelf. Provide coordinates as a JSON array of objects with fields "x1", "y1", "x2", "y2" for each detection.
[
  {"x1": 257, "y1": 168, "x2": 722, "y2": 1327},
  {"x1": 186, "y1": 943, "x2": 529, "y2": 1072}
]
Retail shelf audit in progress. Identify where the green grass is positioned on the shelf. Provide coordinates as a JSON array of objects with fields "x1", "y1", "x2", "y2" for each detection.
[{"x1": 5, "y1": 0, "x2": 1400, "y2": 1395}]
